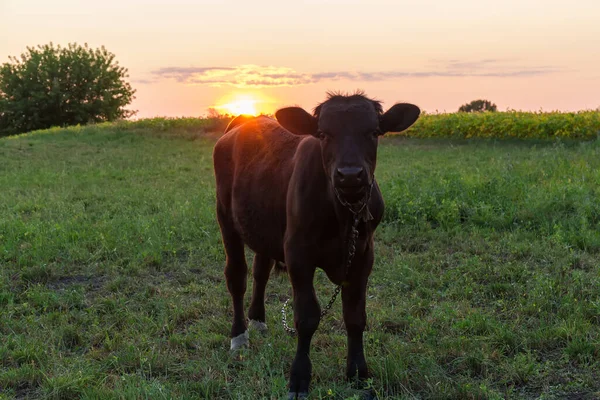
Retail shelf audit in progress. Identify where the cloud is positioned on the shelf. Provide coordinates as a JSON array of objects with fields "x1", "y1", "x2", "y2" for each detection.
[
  {"x1": 131, "y1": 78, "x2": 158, "y2": 85},
  {"x1": 433, "y1": 58, "x2": 562, "y2": 77},
  {"x1": 151, "y1": 64, "x2": 314, "y2": 87},
  {"x1": 148, "y1": 59, "x2": 562, "y2": 87}
]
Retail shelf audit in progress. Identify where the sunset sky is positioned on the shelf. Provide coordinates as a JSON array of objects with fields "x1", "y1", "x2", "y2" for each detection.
[{"x1": 1, "y1": 0, "x2": 599, "y2": 117}]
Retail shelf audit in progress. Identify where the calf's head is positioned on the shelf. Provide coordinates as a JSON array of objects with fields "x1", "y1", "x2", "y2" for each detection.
[{"x1": 276, "y1": 93, "x2": 420, "y2": 202}]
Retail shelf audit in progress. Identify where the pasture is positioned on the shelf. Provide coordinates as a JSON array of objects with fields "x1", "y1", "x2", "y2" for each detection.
[{"x1": 1, "y1": 122, "x2": 600, "y2": 399}]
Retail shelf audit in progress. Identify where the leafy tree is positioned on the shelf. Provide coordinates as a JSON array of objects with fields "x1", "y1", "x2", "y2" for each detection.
[
  {"x1": 458, "y1": 99, "x2": 497, "y2": 113},
  {"x1": 0, "y1": 43, "x2": 136, "y2": 136}
]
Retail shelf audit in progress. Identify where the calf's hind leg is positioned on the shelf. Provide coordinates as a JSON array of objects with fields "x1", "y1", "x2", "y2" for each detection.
[
  {"x1": 248, "y1": 253, "x2": 274, "y2": 333},
  {"x1": 217, "y1": 205, "x2": 249, "y2": 350}
]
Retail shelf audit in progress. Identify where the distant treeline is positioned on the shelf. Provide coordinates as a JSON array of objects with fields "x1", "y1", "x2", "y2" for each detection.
[{"x1": 114, "y1": 110, "x2": 600, "y2": 140}]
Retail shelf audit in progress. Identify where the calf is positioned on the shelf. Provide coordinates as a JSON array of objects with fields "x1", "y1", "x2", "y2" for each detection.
[{"x1": 213, "y1": 92, "x2": 420, "y2": 398}]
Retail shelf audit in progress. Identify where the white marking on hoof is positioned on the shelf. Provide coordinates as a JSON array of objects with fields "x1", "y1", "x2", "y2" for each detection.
[
  {"x1": 230, "y1": 330, "x2": 249, "y2": 350},
  {"x1": 249, "y1": 319, "x2": 268, "y2": 333}
]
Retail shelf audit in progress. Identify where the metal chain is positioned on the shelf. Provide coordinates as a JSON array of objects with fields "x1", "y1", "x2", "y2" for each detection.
[
  {"x1": 333, "y1": 182, "x2": 373, "y2": 216},
  {"x1": 281, "y1": 211, "x2": 362, "y2": 335},
  {"x1": 281, "y1": 298, "x2": 294, "y2": 334}
]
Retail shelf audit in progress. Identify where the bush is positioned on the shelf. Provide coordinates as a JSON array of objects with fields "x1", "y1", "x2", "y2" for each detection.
[
  {"x1": 400, "y1": 110, "x2": 600, "y2": 139},
  {"x1": 0, "y1": 43, "x2": 136, "y2": 136},
  {"x1": 459, "y1": 99, "x2": 497, "y2": 113}
]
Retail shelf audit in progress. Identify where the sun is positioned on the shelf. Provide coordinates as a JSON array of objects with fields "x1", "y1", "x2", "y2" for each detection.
[
  {"x1": 218, "y1": 98, "x2": 259, "y2": 116},
  {"x1": 213, "y1": 93, "x2": 276, "y2": 117}
]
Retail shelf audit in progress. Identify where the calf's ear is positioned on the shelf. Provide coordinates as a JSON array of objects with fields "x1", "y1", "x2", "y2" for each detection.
[
  {"x1": 379, "y1": 103, "x2": 420, "y2": 134},
  {"x1": 275, "y1": 107, "x2": 318, "y2": 136}
]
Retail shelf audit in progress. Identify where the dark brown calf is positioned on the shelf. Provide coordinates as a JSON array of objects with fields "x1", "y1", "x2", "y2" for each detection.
[{"x1": 213, "y1": 92, "x2": 420, "y2": 399}]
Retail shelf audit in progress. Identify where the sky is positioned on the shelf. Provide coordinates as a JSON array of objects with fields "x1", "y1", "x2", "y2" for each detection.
[{"x1": 1, "y1": 0, "x2": 599, "y2": 117}]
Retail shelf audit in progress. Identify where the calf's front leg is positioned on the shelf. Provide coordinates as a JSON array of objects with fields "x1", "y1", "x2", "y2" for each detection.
[
  {"x1": 342, "y1": 248, "x2": 373, "y2": 382},
  {"x1": 287, "y1": 258, "x2": 320, "y2": 399}
]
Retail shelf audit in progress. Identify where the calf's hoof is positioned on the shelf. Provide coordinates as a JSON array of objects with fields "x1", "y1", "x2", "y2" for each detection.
[
  {"x1": 360, "y1": 389, "x2": 378, "y2": 400},
  {"x1": 287, "y1": 392, "x2": 308, "y2": 400},
  {"x1": 248, "y1": 319, "x2": 268, "y2": 334},
  {"x1": 229, "y1": 330, "x2": 249, "y2": 351}
]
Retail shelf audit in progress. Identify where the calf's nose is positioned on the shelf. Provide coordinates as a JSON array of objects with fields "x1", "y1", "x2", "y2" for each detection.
[{"x1": 335, "y1": 167, "x2": 364, "y2": 187}]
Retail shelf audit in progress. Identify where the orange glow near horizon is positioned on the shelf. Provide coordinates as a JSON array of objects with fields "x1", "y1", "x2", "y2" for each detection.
[{"x1": 5, "y1": 1, "x2": 598, "y2": 117}]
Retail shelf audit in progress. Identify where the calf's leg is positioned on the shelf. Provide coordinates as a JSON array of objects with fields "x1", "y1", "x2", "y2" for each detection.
[
  {"x1": 342, "y1": 248, "x2": 374, "y2": 382},
  {"x1": 342, "y1": 278, "x2": 369, "y2": 381},
  {"x1": 287, "y1": 261, "x2": 319, "y2": 399},
  {"x1": 248, "y1": 253, "x2": 274, "y2": 333},
  {"x1": 217, "y1": 205, "x2": 249, "y2": 350}
]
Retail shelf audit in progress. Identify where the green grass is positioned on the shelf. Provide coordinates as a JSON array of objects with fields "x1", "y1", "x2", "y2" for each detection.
[{"x1": 2, "y1": 123, "x2": 600, "y2": 399}]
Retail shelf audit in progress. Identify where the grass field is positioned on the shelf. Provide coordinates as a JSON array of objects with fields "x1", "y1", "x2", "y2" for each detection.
[{"x1": 1, "y1": 123, "x2": 600, "y2": 399}]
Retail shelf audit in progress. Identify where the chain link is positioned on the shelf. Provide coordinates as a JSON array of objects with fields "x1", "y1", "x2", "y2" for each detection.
[
  {"x1": 281, "y1": 209, "x2": 362, "y2": 335},
  {"x1": 281, "y1": 298, "x2": 296, "y2": 334}
]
